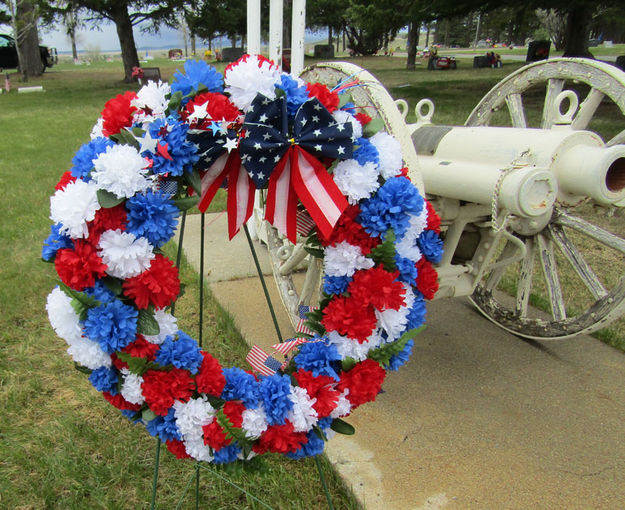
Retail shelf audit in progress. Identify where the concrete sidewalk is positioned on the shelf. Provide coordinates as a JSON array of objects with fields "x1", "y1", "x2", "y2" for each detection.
[{"x1": 177, "y1": 213, "x2": 625, "y2": 509}]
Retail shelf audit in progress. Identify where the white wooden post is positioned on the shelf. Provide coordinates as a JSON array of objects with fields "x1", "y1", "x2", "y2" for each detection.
[
  {"x1": 246, "y1": 0, "x2": 261, "y2": 55},
  {"x1": 269, "y1": 0, "x2": 283, "y2": 68},
  {"x1": 291, "y1": 0, "x2": 306, "y2": 75}
]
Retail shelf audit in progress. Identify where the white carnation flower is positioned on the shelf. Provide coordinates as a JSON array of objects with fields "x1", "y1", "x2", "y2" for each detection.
[
  {"x1": 174, "y1": 397, "x2": 216, "y2": 441},
  {"x1": 66, "y1": 336, "x2": 112, "y2": 369},
  {"x1": 144, "y1": 309, "x2": 178, "y2": 345},
  {"x1": 90, "y1": 117, "x2": 105, "y2": 139},
  {"x1": 370, "y1": 132, "x2": 403, "y2": 179},
  {"x1": 132, "y1": 81, "x2": 171, "y2": 123},
  {"x1": 326, "y1": 330, "x2": 383, "y2": 361},
  {"x1": 332, "y1": 110, "x2": 362, "y2": 139},
  {"x1": 91, "y1": 144, "x2": 151, "y2": 199},
  {"x1": 241, "y1": 405, "x2": 269, "y2": 438},
  {"x1": 395, "y1": 211, "x2": 427, "y2": 262},
  {"x1": 46, "y1": 287, "x2": 83, "y2": 344},
  {"x1": 333, "y1": 159, "x2": 380, "y2": 205},
  {"x1": 50, "y1": 179, "x2": 100, "y2": 239},
  {"x1": 183, "y1": 437, "x2": 214, "y2": 462},
  {"x1": 98, "y1": 229, "x2": 155, "y2": 279},
  {"x1": 330, "y1": 390, "x2": 352, "y2": 418},
  {"x1": 287, "y1": 386, "x2": 318, "y2": 432},
  {"x1": 324, "y1": 241, "x2": 374, "y2": 277},
  {"x1": 224, "y1": 55, "x2": 281, "y2": 111},
  {"x1": 375, "y1": 284, "x2": 413, "y2": 341},
  {"x1": 120, "y1": 368, "x2": 145, "y2": 405}
]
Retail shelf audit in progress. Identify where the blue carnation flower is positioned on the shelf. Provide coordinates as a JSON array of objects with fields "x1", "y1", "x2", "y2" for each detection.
[
  {"x1": 147, "y1": 118, "x2": 200, "y2": 176},
  {"x1": 386, "y1": 339, "x2": 414, "y2": 371},
  {"x1": 83, "y1": 300, "x2": 138, "y2": 354},
  {"x1": 213, "y1": 444, "x2": 241, "y2": 464},
  {"x1": 417, "y1": 229, "x2": 443, "y2": 264},
  {"x1": 353, "y1": 137, "x2": 379, "y2": 166},
  {"x1": 42, "y1": 223, "x2": 72, "y2": 261},
  {"x1": 71, "y1": 137, "x2": 114, "y2": 181},
  {"x1": 259, "y1": 374, "x2": 293, "y2": 426},
  {"x1": 341, "y1": 101, "x2": 356, "y2": 113},
  {"x1": 171, "y1": 60, "x2": 224, "y2": 97},
  {"x1": 154, "y1": 331, "x2": 203, "y2": 374},
  {"x1": 83, "y1": 281, "x2": 116, "y2": 304},
  {"x1": 126, "y1": 190, "x2": 180, "y2": 248},
  {"x1": 146, "y1": 408, "x2": 182, "y2": 442},
  {"x1": 293, "y1": 339, "x2": 341, "y2": 381},
  {"x1": 121, "y1": 409, "x2": 139, "y2": 420},
  {"x1": 317, "y1": 417, "x2": 333, "y2": 431},
  {"x1": 358, "y1": 177, "x2": 424, "y2": 239},
  {"x1": 276, "y1": 74, "x2": 310, "y2": 117},
  {"x1": 221, "y1": 368, "x2": 260, "y2": 408},
  {"x1": 323, "y1": 275, "x2": 351, "y2": 296},
  {"x1": 406, "y1": 292, "x2": 427, "y2": 330},
  {"x1": 395, "y1": 255, "x2": 417, "y2": 285},
  {"x1": 88, "y1": 366, "x2": 119, "y2": 394},
  {"x1": 287, "y1": 429, "x2": 325, "y2": 459}
]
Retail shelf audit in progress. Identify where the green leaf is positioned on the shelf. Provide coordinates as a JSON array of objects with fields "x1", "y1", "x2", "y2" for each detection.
[
  {"x1": 136, "y1": 309, "x2": 160, "y2": 336},
  {"x1": 304, "y1": 246, "x2": 324, "y2": 258},
  {"x1": 116, "y1": 351, "x2": 149, "y2": 375},
  {"x1": 131, "y1": 127, "x2": 145, "y2": 137},
  {"x1": 363, "y1": 116, "x2": 385, "y2": 137},
  {"x1": 97, "y1": 189, "x2": 125, "y2": 209},
  {"x1": 366, "y1": 232, "x2": 397, "y2": 270},
  {"x1": 367, "y1": 325, "x2": 426, "y2": 366},
  {"x1": 206, "y1": 395, "x2": 225, "y2": 409},
  {"x1": 59, "y1": 282, "x2": 100, "y2": 308},
  {"x1": 74, "y1": 362, "x2": 92, "y2": 375},
  {"x1": 341, "y1": 357, "x2": 357, "y2": 372},
  {"x1": 313, "y1": 425, "x2": 328, "y2": 442},
  {"x1": 117, "y1": 128, "x2": 140, "y2": 150},
  {"x1": 102, "y1": 277, "x2": 123, "y2": 296},
  {"x1": 338, "y1": 93, "x2": 353, "y2": 108},
  {"x1": 172, "y1": 195, "x2": 199, "y2": 212},
  {"x1": 142, "y1": 409, "x2": 157, "y2": 422},
  {"x1": 216, "y1": 409, "x2": 253, "y2": 449},
  {"x1": 168, "y1": 90, "x2": 183, "y2": 113},
  {"x1": 184, "y1": 169, "x2": 202, "y2": 196},
  {"x1": 330, "y1": 418, "x2": 355, "y2": 435}
]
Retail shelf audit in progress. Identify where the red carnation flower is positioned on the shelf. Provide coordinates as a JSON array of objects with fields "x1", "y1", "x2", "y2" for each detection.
[
  {"x1": 101, "y1": 90, "x2": 138, "y2": 137},
  {"x1": 202, "y1": 401, "x2": 245, "y2": 449},
  {"x1": 141, "y1": 368, "x2": 195, "y2": 416},
  {"x1": 305, "y1": 82, "x2": 339, "y2": 113},
  {"x1": 87, "y1": 204, "x2": 127, "y2": 245},
  {"x1": 122, "y1": 336, "x2": 159, "y2": 361},
  {"x1": 123, "y1": 254, "x2": 180, "y2": 309},
  {"x1": 182, "y1": 92, "x2": 240, "y2": 129},
  {"x1": 425, "y1": 200, "x2": 441, "y2": 234},
  {"x1": 54, "y1": 240, "x2": 107, "y2": 291},
  {"x1": 320, "y1": 205, "x2": 380, "y2": 255},
  {"x1": 103, "y1": 391, "x2": 141, "y2": 412},
  {"x1": 195, "y1": 352, "x2": 226, "y2": 396},
  {"x1": 348, "y1": 266, "x2": 406, "y2": 312},
  {"x1": 293, "y1": 369, "x2": 339, "y2": 418},
  {"x1": 354, "y1": 112, "x2": 372, "y2": 126},
  {"x1": 225, "y1": 53, "x2": 278, "y2": 74},
  {"x1": 252, "y1": 422, "x2": 308, "y2": 455},
  {"x1": 111, "y1": 353, "x2": 129, "y2": 371},
  {"x1": 416, "y1": 258, "x2": 439, "y2": 300},
  {"x1": 166, "y1": 439, "x2": 191, "y2": 459},
  {"x1": 337, "y1": 359, "x2": 386, "y2": 408},
  {"x1": 55, "y1": 171, "x2": 76, "y2": 191},
  {"x1": 321, "y1": 296, "x2": 377, "y2": 343}
]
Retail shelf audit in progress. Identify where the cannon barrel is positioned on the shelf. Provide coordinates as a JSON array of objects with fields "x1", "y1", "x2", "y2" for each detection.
[{"x1": 411, "y1": 125, "x2": 625, "y2": 209}]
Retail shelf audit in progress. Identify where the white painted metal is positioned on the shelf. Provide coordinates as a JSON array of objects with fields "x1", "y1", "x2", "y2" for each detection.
[
  {"x1": 246, "y1": 0, "x2": 261, "y2": 55},
  {"x1": 269, "y1": 0, "x2": 283, "y2": 67},
  {"x1": 291, "y1": 0, "x2": 306, "y2": 76}
]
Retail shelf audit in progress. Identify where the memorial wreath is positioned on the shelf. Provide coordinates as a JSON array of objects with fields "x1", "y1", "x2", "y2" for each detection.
[{"x1": 43, "y1": 55, "x2": 442, "y2": 464}]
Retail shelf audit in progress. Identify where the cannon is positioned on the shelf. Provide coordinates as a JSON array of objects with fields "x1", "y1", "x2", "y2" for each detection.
[{"x1": 256, "y1": 57, "x2": 625, "y2": 341}]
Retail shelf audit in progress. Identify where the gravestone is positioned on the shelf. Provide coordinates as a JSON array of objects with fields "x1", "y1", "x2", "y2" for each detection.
[
  {"x1": 222, "y1": 47, "x2": 244, "y2": 62},
  {"x1": 314, "y1": 44, "x2": 334, "y2": 59},
  {"x1": 616, "y1": 56, "x2": 625, "y2": 72}
]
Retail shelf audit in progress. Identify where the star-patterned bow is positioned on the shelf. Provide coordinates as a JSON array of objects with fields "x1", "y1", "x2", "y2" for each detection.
[
  {"x1": 239, "y1": 94, "x2": 352, "y2": 242},
  {"x1": 187, "y1": 124, "x2": 255, "y2": 239}
]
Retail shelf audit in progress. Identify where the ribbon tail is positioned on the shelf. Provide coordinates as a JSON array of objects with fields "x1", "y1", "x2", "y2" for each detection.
[
  {"x1": 265, "y1": 149, "x2": 299, "y2": 243},
  {"x1": 291, "y1": 146, "x2": 348, "y2": 240},
  {"x1": 197, "y1": 152, "x2": 229, "y2": 213},
  {"x1": 226, "y1": 152, "x2": 255, "y2": 239}
]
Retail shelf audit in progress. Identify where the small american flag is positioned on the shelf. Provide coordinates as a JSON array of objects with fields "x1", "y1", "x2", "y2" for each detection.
[
  {"x1": 296, "y1": 209, "x2": 316, "y2": 237},
  {"x1": 296, "y1": 305, "x2": 319, "y2": 336},
  {"x1": 272, "y1": 337, "x2": 308, "y2": 355},
  {"x1": 246, "y1": 345, "x2": 285, "y2": 376}
]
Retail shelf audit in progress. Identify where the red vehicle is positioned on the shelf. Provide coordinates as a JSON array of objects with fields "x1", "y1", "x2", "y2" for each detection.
[{"x1": 431, "y1": 56, "x2": 457, "y2": 70}]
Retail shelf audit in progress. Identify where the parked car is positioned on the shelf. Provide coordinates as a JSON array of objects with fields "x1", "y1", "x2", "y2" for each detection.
[{"x1": 0, "y1": 34, "x2": 58, "y2": 72}]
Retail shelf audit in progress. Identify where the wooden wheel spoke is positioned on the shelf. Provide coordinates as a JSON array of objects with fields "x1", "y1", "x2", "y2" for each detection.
[
  {"x1": 571, "y1": 88, "x2": 605, "y2": 130},
  {"x1": 515, "y1": 237, "x2": 535, "y2": 317},
  {"x1": 505, "y1": 93, "x2": 527, "y2": 128},
  {"x1": 537, "y1": 233, "x2": 567, "y2": 320},
  {"x1": 549, "y1": 224, "x2": 608, "y2": 300},
  {"x1": 541, "y1": 78, "x2": 565, "y2": 129},
  {"x1": 607, "y1": 128, "x2": 625, "y2": 147},
  {"x1": 554, "y1": 211, "x2": 625, "y2": 254}
]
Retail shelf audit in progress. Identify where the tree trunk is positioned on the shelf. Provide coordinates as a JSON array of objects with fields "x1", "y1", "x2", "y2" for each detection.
[
  {"x1": 563, "y1": 5, "x2": 594, "y2": 58},
  {"x1": 328, "y1": 24, "x2": 333, "y2": 45},
  {"x1": 110, "y1": 5, "x2": 139, "y2": 82},
  {"x1": 406, "y1": 21, "x2": 418, "y2": 70},
  {"x1": 425, "y1": 23, "x2": 431, "y2": 48},
  {"x1": 16, "y1": 0, "x2": 42, "y2": 80}
]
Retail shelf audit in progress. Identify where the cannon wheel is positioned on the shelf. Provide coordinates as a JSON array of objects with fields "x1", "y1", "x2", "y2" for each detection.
[
  {"x1": 259, "y1": 62, "x2": 423, "y2": 330},
  {"x1": 467, "y1": 58, "x2": 625, "y2": 340}
]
